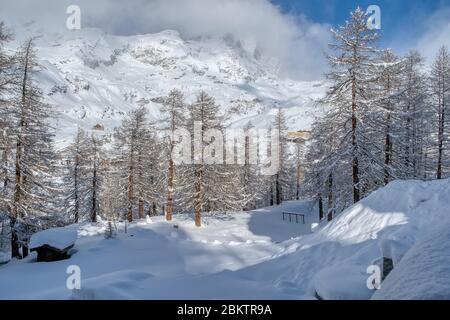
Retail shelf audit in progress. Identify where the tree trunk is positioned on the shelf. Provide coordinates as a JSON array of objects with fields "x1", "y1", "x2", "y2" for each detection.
[
  {"x1": 405, "y1": 101, "x2": 411, "y2": 172},
  {"x1": 74, "y1": 153, "x2": 79, "y2": 223},
  {"x1": 194, "y1": 208, "x2": 201, "y2": 227},
  {"x1": 318, "y1": 192, "x2": 324, "y2": 221},
  {"x1": 384, "y1": 113, "x2": 391, "y2": 185},
  {"x1": 194, "y1": 170, "x2": 202, "y2": 227},
  {"x1": 1, "y1": 132, "x2": 8, "y2": 191},
  {"x1": 351, "y1": 74, "x2": 360, "y2": 203},
  {"x1": 138, "y1": 198, "x2": 144, "y2": 219},
  {"x1": 275, "y1": 174, "x2": 282, "y2": 205},
  {"x1": 296, "y1": 164, "x2": 301, "y2": 201},
  {"x1": 327, "y1": 172, "x2": 333, "y2": 222},
  {"x1": 10, "y1": 218, "x2": 20, "y2": 259},
  {"x1": 269, "y1": 184, "x2": 274, "y2": 206},
  {"x1": 127, "y1": 146, "x2": 134, "y2": 222},
  {"x1": 166, "y1": 158, "x2": 174, "y2": 221},
  {"x1": 437, "y1": 91, "x2": 445, "y2": 179},
  {"x1": 22, "y1": 244, "x2": 29, "y2": 258},
  {"x1": 92, "y1": 163, "x2": 97, "y2": 223},
  {"x1": 11, "y1": 40, "x2": 32, "y2": 259}
]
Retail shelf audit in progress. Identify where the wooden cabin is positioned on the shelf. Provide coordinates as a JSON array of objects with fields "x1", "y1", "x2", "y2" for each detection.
[{"x1": 31, "y1": 244, "x2": 74, "y2": 262}]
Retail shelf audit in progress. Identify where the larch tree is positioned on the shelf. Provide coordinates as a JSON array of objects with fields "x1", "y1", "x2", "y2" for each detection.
[
  {"x1": 85, "y1": 132, "x2": 105, "y2": 223},
  {"x1": 368, "y1": 50, "x2": 403, "y2": 186},
  {"x1": 9, "y1": 39, "x2": 56, "y2": 258},
  {"x1": 272, "y1": 108, "x2": 290, "y2": 205},
  {"x1": 238, "y1": 121, "x2": 267, "y2": 211},
  {"x1": 430, "y1": 46, "x2": 450, "y2": 179},
  {"x1": 324, "y1": 7, "x2": 380, "y2": 203},
  {"x1": 100, "y1": 159, "x2": 124, "y2": 225},
  {"x1": 184, "y1": 91, "x2": 242, "y2": 227},
  {"x1": 380, "y1": 51, "x2": 400, "y2": 185},
  {"x1": 0, "y1": 22, "x2": 14, "y2": 206},
  {"x1": 160, "y1": 89, "x2": 187, "y2": 221},
  {"x1": 398, "y1": 50, "x2": 430, "y2": 179},
  {"x1": 62, "y1": 127, "x2": 94, "y2": 223},
  {"x1": 114, "y1": 107, "x2": 154, "y2": 222}
]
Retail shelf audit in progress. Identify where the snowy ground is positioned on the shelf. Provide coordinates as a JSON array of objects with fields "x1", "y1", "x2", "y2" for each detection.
[
  {"x1": 1, "y1": 178, "x2": 450, "y2": 300},
  {"x1": 0, "y1": 201, "x2": 318, "y2": 299}
]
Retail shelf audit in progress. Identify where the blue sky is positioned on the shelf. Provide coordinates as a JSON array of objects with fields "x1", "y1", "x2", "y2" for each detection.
[
  {"x1": 272, "y1": 0, "x2": 450, "y2": 53},
  {"x1": 1, "y1": 0, "x2": 449, "y2": 79}
]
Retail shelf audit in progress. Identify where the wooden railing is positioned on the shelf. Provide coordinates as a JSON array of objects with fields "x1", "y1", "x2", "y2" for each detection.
[{"x1": 282, "y1": 212, "x2": 306, "y2": 224}]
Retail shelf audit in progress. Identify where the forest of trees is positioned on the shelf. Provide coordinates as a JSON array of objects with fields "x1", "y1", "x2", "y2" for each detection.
[
  {"x1": 1, "y1": 7, "x2": 450, "y2": 259},
  {"x1": 303, "y1": 8, "x2": 450, "y2": 220},
  {"x1": 0, "y1": 22, "x2": 299, "y2": 259}
]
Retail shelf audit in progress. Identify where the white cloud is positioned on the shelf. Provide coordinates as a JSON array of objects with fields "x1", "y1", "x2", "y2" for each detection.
[
  {"x1": 416, "y1": 7, "x2": 450, "y2": 62},
  {"x1": 0, "y1": 0, "x2": 330, "y2": 80}
]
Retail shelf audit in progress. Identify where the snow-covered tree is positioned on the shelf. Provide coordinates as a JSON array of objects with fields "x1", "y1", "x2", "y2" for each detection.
[
  {"x1": 62, "y1": 127, "x2": 98, "y2": 223},
  {"x1": 303, "y1": 106, "x2": 352, "y2": 220},
  {"x1": 398, "y1": 50, "x2": 430, "y2": 179},
  {"x1": 100, "y1": 160, "x2": 124, "y2": 225},
  {"x1": 160, "y1": 89, "x2": 187, "y2": 221},
  {"x1": 322, "y1": 7, "x2": 380, "y2": 203},
  {"x1": 271, "y1": 108, "x2": 291, "y2": 205},
  {"x1": 83, "y1": 132, "x2": 106, "y2": 223},
  {"x1": 114, "y1": 107, "x2": 160, "y2": 222},
  {"x1": 304, "y1": 9, "x2": 445, "y2": 221},
  {"x1": 430, "y1": 46, "x2": 450, "y2": 179},
  {"x1": 365, "y1": 50, "x2": 404, "y2": 186},
  {"x1": 9, "y1": 39, "x2": 56, "y2": 258},
  {"x1": 374, "y1": 50, "x2": 402, "y2": 185},
  {"x1": 0, "y1": 22, "x2": 14, "y2": 206},
  {"x1": 238, "y1": 121, "x2": 268, "y2": 211},
  {"x1": 183, "y1": 91, "x2": 242, "y2": 227}
]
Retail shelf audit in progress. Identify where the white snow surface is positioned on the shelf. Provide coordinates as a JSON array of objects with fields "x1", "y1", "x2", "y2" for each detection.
[
  {"x1": 0, "y1": 252, "x2": 10, "y2": 264},
  {"x1": 1, "y1": 179, "x2": 450, "y2": 299},
  {"x1": 372, "y1": 222, "x2": 450, "y2": 300},
  {"x1": 29, "y1": 227, "x2": 77, "y2": 250}
]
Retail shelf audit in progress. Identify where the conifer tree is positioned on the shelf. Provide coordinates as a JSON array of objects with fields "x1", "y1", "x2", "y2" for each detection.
[
  {"x1": 9, "y1": 39, "x2": 56, "y2": 258},
  {"x1": 430, "y1": 46, "x2": 450, "y2": 179},
  {"x1": 325, "y1": 7, "x2": 380, "y2": 203},
  {"x1": 160, "y1": 89, "x2": 187, "y2": 221}
]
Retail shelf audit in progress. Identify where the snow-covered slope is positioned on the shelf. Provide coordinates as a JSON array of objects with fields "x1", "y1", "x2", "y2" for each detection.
[
  {"x1": 1, "y1": 179, "x2": 449, "y2": 300},
  {"x1": 14, "y1": 28, "x2": 326, "y2": 147},
  {"x1": 237, "y1": 178, "x2": 450, "y2": 300},
  {"x1": 372, "y1": 221, "x2": 450, "y2": 300},
  {"x1": 0, "y1": 200, "x2": 318, "y2": 300}
]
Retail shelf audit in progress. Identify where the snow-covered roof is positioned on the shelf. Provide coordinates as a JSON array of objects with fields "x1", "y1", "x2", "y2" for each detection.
[{"x1": 30, "y1": 227, "x2": 77, "y2": 251}]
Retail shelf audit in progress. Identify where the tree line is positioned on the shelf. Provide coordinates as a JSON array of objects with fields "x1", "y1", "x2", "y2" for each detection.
[
  {"x1": 303, "y1": 8, "x2": 450, "y2": 221},
  {"x1": 3, "y1": 7, "x2": 448, "y2": 260},
  {"x1": 0, "y1": 22, "x2": 299, "y2": 259}
]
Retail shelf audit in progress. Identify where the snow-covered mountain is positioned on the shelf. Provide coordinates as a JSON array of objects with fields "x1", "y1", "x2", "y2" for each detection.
[{"x1": 16, "y1": 28, "x2": 326, "y2": 147}]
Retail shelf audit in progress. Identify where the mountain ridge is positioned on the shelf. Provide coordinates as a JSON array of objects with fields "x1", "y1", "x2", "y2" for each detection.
[{"x1": 11, "y1": 28, "x2": 326, "y2": 147}]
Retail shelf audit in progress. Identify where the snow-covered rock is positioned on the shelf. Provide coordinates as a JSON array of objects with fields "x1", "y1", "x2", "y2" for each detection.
[
  {"x1": 0, "y1": 251, "x2": 10, "y2": 264},
  {"x1": 372, "y1": 222, "x2": 450, "y2": 300},
  {"x1": 244, "y1": 178, "x2": 450, "y2": 300},
  {"x1": 29, "y1": 227, "x2": 77, "y2": 251},
  {"x1": 312, "y1": 265, "x2": 374, "y2": 300}
]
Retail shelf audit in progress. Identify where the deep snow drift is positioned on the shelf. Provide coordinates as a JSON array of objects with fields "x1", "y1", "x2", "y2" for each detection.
[
  {"x1": 372, "y1": 221, "x2": 450, "y2": 300},
  {"x1": 1, "y1": 179, "x2": 450, "y2": 299}
]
